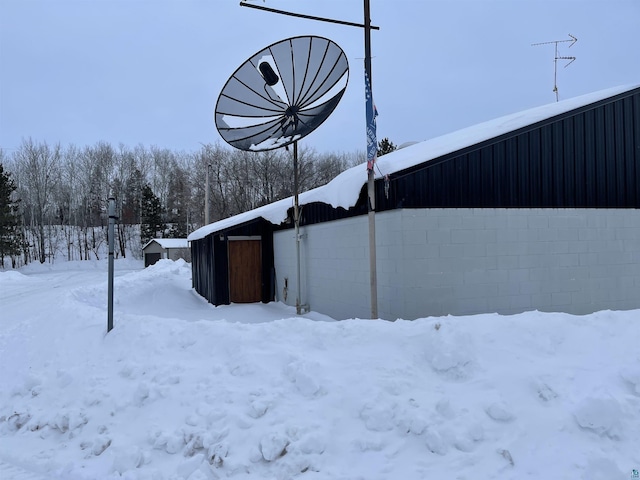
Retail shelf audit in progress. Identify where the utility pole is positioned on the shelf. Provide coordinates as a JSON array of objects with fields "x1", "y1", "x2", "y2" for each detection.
[
  {"x1": 239, "y1": 0, "x2": 380, "y2": 319},
  {"x1": 201, "y1": 144, "x2": 211, "y2": 225},
  {"x1": 364, "y1": 0, "x2": 378, "y2": 319}
]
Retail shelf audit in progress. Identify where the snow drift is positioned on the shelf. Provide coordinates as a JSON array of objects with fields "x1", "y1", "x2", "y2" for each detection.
[{"x1": 1, "y1": 259, "x2": 639, "y2": 479}]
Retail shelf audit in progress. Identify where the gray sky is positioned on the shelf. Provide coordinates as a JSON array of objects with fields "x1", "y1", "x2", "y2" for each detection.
[{"x1": 1, "y1": 0, "x2": 639, "y2": 155}]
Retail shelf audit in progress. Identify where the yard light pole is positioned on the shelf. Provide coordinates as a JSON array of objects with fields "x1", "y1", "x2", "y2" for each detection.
[
  {"x1": 205, "y1": 162, "x2": 211, "y2": 225},
  {"x1": 107, "y1": 197, "x2": 117, "y2": 333},
  {"x1": 201, "y1": 143, "x2": 212, "y2": 225},
  {"x1": 239, "y1": 0, "x2": 380, "y2": 319}
]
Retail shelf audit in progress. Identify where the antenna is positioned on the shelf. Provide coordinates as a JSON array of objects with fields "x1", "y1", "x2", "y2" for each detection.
[
  {"x1": 215, "y1": 35, "x2": 349, "y2": 315},
  {"x1": 532, "y1": 34, "x2": 577, "y2": 102},
  {"x1": 215, "y1": 35, "x2": 349, "y2": 151}
]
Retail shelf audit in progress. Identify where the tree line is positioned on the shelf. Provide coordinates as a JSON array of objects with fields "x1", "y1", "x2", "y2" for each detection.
[{"x1": 0, "y1": 139, "x2": 374, "y2": 268}]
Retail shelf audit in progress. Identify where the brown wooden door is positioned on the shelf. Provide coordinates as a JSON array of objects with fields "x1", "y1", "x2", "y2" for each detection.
[{"x1": 228, "y1": 239, "x2": 262, "y2": 303}]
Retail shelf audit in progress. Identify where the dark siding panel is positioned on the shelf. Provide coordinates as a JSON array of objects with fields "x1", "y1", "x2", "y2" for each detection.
[
  {"x1": 633, "y1": 92, "x2": 640, "y2": 203},
  {"x1": 457, "y1": 155, "x2": 470, "y2": 206},
  {"x1": 604, "y1": 103, "x2": 617, "y2": 205},
  {"x1": 481, "y1": 147, "x2": 493, "y2": 205},
  {"x1": 623, "y1": 97, "x2": 636, "y2": 205},
  {"x1": 573, "y1": 113, "x2": 586, "y2": 206},
  {"x1": 529, "y1": 129, "x2": 542, "y2": 206},
  {"x1": 615, "y1": 100, "x2": 627, "y2": 205},
  {"x1": 540, "y1": 124, "x2": 553, "y2": 206},
  {"x1": 190, "y1": 242, "x2": 199, "y2": 294},
  {"x1": 191, "y1": 237, "x2": 216, "y2": 305},
  {"x1": 213, "y1": 235, "x2": 228, "y2": 305},
  {"x1": 563, "y1": 118, "x2": 575, "y2": 207},
  {"x1": 453, "y1": 159, "x2": 463, "y2": 206},
  {"x1": 427, "y1": 163, "x2": 440, "y2": 206},
  {"x1": 594, "y1": 106, "x2": 607, "y2": 205},
  {"x1": 441, "y1": 158, "x2": 456, "y2": 206},
  {"x1": 552, "y1": 121, "x2": 564, "y2": 206},
  {"x1": 505, "y1": 137, "x2": 518, "y2": 205},
  {"x1": 209, "y1": 236, "x2": 217, "y2": 304},
  {"x1": 403, "y1": 170, "x2": 417, "y2": 207},
  {"x1": 517, "y1": 134, "x2": 530, "y2": 206},
  {"x1": 468, "y1": 150, "x2": 481, "y2": 205},
  {"x1": 492, "y1": 142, "x2": 506, "y2": 205},
  {"x1": 584, "y1": 109, "x2": 597, "y2": 206}
]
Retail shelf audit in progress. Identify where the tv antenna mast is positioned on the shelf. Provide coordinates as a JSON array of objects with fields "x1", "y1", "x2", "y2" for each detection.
[{"x1": 532, "y1": 34, "x2": 577, "y2": 102}]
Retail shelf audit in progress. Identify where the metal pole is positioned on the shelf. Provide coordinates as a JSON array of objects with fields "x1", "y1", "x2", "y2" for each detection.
[
  {"x1": 365, "y1": 0, "x2": 378, "y2": 319},
  {"x1": 237, "y1": 0, "x2": 378, "y2": 317},
  {"x1": 554, "y1": 42, "x2": 559, "y2": 102},
  {"x1": 205, "y1": 161, "x2": 210, "y2": 225},
  {"x1": 107, "y1": 197, "x2": 116, "y2": 332},
  {"x1": 293, "y1": 141, "x2": 302, "y2": 315}
]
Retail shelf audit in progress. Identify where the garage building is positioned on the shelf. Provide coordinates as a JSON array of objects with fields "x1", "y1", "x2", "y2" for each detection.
[{"x1": 188, "y1": 84, "x2": 640, "y2": 319}]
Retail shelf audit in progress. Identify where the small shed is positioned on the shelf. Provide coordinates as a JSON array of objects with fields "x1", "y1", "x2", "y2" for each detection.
[{"x1": 142, "y1": 238, "x2": 191, "y2": 267}]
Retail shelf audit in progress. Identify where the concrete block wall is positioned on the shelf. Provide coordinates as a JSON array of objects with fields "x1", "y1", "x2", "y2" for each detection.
[
  {"x1": 273, "y1": 218, "x2": 373, "y2": 319},
  {"x1": 273, "y1": 208, "x2": 640, "y2": 320}
]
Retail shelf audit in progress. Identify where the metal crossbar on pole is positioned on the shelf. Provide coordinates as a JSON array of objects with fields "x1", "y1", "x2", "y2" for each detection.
[{"x1": 239, "y1": 1, "x2": 379, "y2": 30}]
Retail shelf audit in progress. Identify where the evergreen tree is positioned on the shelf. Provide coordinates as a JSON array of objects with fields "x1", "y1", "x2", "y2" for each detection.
[
  {"x1": 140, "y1": 184, "x2": 165, "y2": 246},
  {"x1": 121, "y1": 168, "x2": 144, "y2": 225},
  {"x1": 377, "y1": 137, "x2": 397, "y2": 157},
  {"x1": 166, "y1": 167, "x2": 190, "y2": 238},
  {"x1": 0, "y1": 163, "x2": 22, "y2": 268}
]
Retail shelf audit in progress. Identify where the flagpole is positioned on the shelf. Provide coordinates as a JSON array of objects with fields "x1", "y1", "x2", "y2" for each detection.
[{"x1": 365, "y1": 0, "x2": 378, "y2": 319}]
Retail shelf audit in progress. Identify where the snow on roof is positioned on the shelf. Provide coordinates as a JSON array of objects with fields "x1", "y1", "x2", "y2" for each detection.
[
  {"x1": 143, "y1": 238, "x2": 190, "y2": 250},
  {"x1": 188, "y1": 83, "x2": 639, "y2": 242}
]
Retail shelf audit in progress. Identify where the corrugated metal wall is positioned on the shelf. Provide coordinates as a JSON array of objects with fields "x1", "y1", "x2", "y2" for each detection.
[
  {"x1": 191, "y1": 233, "x2": 217, "y2": 304},
  {"x1": 378, "y1": 88, "x2": 640, "y2": 210}
]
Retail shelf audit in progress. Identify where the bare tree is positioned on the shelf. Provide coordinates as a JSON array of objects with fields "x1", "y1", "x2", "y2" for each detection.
[
  {"x1": 150, "y1": 146, "x2": 177, "y2": 209},
  {"x1": 197, "y1": 143, "x2": 231, "y2": 224},
  {"x1": 13, "y1": 139, "x2": 61, "y2": 263},
  {"x1": 166, "y1": 154, "x2": 192, "y2": 237},
  {"x1": 4, "y1": 138, "x2": 362, "y2": 265}
]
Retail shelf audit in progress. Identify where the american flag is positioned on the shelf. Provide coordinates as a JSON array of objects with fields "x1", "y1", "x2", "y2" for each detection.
[{"x1": 365, "y1": 69, "x2": 378, "y2": 172}]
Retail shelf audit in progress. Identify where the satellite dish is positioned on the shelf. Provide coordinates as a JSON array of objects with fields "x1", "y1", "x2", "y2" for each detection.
[{"x1": 215, "y1": 35, "x2": 349, "y2": 151}]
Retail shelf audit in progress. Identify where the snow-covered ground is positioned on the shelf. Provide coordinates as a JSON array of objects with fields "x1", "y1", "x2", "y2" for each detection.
[{"x1": 1, "y1": 258, "x2": 639, "y2": 480}]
